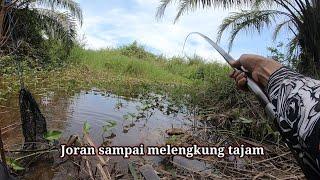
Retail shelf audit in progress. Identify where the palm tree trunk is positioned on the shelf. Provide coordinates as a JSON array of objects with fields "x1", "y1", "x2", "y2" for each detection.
[
  {"x1": 311, "y1": 0, "x2": 319, "y2": 7},
  {"x1": 0, "y1": 0, "x2": 7, "y2": 42}
]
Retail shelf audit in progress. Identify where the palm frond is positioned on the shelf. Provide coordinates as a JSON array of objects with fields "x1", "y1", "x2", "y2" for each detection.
[
  {"x1": 253, "y1": 0, "x2": 277, "y2": 9},
  {"x1": 217, "y1": 10, "x2": 283, "y2": 51},
  {"x1": 156, "y1": 0, "x2": 255, "y2": 22},
  {"x1": 33, "y1": 0, "x2": 82, "y2": 25},
  {"x1": 156, "y1": 0, "x2": 174, "y2": 19},
  {"x1": 35, "y1": 9, "x2": 77, "y2": 45},
  {"x1": 272, "y1": 19, "x2": 294, "y2": 40},
  {"x1": 287, "y1": 35, "x2": 299, "y2": 61}
]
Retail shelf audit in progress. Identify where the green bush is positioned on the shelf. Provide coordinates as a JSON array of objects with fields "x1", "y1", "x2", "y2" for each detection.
[{"x1": 119, "y1": 41, "x2": 155, "y2": 60}]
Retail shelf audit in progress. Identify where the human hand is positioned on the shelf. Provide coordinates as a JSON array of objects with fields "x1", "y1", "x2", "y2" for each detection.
[{"x1": 229, "y1": 54, "x2": 283, "y2": 90}]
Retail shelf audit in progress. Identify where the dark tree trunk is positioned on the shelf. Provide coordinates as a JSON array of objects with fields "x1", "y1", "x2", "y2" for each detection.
[{"x1": 295, "y1": 3, "x2": 320, "y2": 78}]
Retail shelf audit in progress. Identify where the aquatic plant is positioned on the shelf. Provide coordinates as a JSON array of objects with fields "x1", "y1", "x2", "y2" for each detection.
[
  {"x1": 44, "y1": 130, "x2": 62, "y2": 142},
  {"x1": 83, "y1": 121, "x2": 91, "y2": 134}
]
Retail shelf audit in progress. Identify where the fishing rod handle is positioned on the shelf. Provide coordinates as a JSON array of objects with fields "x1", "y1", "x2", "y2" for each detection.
[
  {"x1": 185, "y1": 32, "x2": 277, "y2": 119},
  {"x1": 246, "y1": 77, "x2": 276, "y2": 119}
]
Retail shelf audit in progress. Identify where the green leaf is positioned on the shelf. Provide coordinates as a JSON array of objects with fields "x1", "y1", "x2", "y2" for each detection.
[
  {"x1": 128, "y1": 162, "x2": 139, "y2": 180},
  {"x1": 123, "y1": 113, "x2": 136, "y2": 121},
  {"x1": 239, "y1": 117, "x2": 253, "y2": 124},
  {"x1": 102, "y1": 126, "x2": 108, "y2": 132},
  {"x1": 102, "y1": 120, "x2": 117, "y2": 132},
  {"x1": 44, "y1": 130, "x2": 62, "y2": 141},
  {"x1": 83, "y1": 121, "x2": 91, "y2": 134},
  {"x1": 106, "y1": 120, "x2": 117, "y2": 127},
  {"x1": 7, "y1": 159, "x2": 24, "y2": 171}
]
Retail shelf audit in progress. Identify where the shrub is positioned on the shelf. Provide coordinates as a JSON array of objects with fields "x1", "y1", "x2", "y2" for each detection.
[{"x1": 119, "y1": 41, "x2": 155, "y2": 60}]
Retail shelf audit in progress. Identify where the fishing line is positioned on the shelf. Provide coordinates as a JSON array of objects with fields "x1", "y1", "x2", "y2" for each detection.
[
  {"x1": 181, "y1": 32, "x2": 272, "y2": 113},
  {"x1": 181, "y1": 32, "x2": 320, "y2": 176},
  {"x1": 182, "y1": 32, "x2": 233, "y2": 66}
]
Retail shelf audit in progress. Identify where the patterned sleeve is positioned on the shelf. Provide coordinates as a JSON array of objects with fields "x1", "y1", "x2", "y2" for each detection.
[{"x1": 266, "y1": 67, "x2": 320, "y2": 178}]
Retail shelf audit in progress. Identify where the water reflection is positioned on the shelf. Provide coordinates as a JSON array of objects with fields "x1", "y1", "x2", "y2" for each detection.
[
  {"x1": 59, "y1": 90, "x2": 189, "y2": 147},
  {"x1": 1, "y1": 89, "x2": 192, "y2": 179}
]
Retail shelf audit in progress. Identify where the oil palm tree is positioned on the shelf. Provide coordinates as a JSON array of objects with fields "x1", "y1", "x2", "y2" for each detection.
[
  {"x1": 0, "y1": 0, "x2": 82, "y2": 52},
  {"x1": 157, "y1": 0, "x2": 320, "y2": 77}
]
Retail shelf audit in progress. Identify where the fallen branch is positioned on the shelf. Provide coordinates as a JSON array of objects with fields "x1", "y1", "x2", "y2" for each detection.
[
  {"x1": 83, "y1": 133, "x2": 111, "y2": 179},
  {"x1": 97, "y1": 163, "x2": 110, "y2": 180}
]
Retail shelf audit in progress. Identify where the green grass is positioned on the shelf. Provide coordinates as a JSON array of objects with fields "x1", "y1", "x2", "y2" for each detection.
[
  {"x1": 68, "y1": 45, "x2": 229, "y2": 86},
  {"x1": 0, "y1": 42, "x2": 277, "y2": 143},
  {"x1": 66, "y1": 45, "x2": 276, "y2": 142},
  {"x1": 72, "y1": 48, "x2": 189, "y2": 84}
]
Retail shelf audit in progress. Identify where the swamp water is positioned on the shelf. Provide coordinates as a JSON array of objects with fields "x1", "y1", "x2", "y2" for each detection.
[{"x1": 0, "y1": 89, "x2": 193, "y2": 179}]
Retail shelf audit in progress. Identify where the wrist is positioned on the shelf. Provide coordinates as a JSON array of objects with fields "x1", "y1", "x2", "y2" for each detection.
[{"x1": 259, "y1": 61, "x2": 283, "y2": 88}]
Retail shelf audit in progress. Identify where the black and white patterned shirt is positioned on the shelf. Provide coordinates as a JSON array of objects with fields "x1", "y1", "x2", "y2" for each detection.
[{"x1": 267, "y1": 67, "x2": 320, "y2": 178}]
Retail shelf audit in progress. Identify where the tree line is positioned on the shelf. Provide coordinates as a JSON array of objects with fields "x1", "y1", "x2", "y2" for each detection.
[{"x1": 1, "y1": 0, "x2": 319, "y2": 78}]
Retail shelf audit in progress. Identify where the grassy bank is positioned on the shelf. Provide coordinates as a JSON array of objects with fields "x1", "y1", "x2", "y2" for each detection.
[
  {"x1": 1, "y1": 43, "x2": 231, "y2": 101},
  {"x1": 0, "y1": 43, "x2": 277, "y2": 142},
  {"x1": 69, "y1": 43, "x2": 231, "y2": 86},
  {"x1": 1, "y1": 43, "x2": 302, "y2": 178},
  {"x1": 69, "y1": 44, "x2": 277, "y2": 142}
]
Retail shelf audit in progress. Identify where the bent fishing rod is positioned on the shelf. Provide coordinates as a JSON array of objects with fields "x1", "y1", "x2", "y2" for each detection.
[
  {"x1": 183, "y1": 32, "x2": 276, "y2": 119},
  {"x1": 183, "y1": 32, "x2": 320, "y2": 176}
]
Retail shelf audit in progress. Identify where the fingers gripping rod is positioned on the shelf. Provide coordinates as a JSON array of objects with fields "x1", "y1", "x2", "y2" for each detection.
[
  {"x1": 183, "y1": 32, "x2": 276, "y2": 119},
  {"x1": 183, "y1": 33, "x2": 320, "y2": 176}
]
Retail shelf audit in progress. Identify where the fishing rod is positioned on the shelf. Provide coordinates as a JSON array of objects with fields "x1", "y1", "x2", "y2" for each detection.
[
  {"x1": 182, "y1": 32, "x2": 276, "y2": 119},
  {"x1": 183, "y1": 32, "x2": 320, "y2": 177}
]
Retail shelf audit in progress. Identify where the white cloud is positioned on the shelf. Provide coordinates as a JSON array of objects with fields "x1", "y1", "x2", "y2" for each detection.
[{"x1": 78, "y1": 1, "x2": 240, "y2": 63}]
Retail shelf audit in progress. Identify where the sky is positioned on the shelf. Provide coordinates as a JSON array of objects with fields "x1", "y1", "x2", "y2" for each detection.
[{"x1": 77, "y1": 0, "x2": 291, "y2": 63}]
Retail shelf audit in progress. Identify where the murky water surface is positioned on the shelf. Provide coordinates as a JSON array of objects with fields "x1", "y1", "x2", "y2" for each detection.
[{"x1": 0, "y1": 89, "x2": 192, "y2": 179}]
